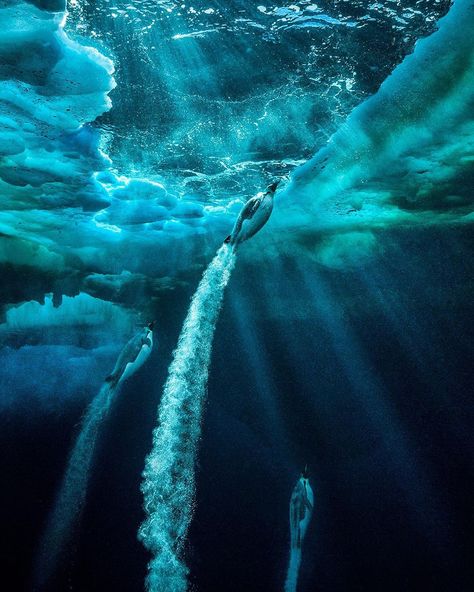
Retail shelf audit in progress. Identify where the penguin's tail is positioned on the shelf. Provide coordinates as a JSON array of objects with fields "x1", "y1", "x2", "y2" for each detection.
[{"x1": 224, "y1": 235, "x2": 231, "y2": 244}]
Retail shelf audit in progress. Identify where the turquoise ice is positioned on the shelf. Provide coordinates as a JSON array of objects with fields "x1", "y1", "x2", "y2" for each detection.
[{"x1": 0, "y1": 0, "x2": 471, "y2": 307}]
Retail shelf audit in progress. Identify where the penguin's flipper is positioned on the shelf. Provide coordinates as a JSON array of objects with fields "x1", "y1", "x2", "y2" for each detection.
[{"x1": 239, "y1": 196, "x2": 258, "y2": 219}]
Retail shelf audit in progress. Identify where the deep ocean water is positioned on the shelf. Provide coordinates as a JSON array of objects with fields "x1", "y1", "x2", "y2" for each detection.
[{"x1": 1, "y1": 1, "x2": 473, "y2": 591}]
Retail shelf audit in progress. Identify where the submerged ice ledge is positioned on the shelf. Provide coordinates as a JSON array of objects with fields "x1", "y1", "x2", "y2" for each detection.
[
  {"x1": 0, "y1": 0, "x2": 473, "y2": 326},
  {"x1": 0, "y1": 292, "x2": 136, "y2": 345},
  {"x1": 0, "y1": 0, "x2": 235, "y2": 320},
  {"x1": 279, "y1": 0, "x2": 474, "y2": 233}
]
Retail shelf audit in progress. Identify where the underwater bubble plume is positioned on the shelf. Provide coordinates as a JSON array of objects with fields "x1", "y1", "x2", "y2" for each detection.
[
  {"x1": 34, "y1": 383, "x2": 115, "y2": 588},
  {"x1": 139, "y1": 244, "x2": 236, "y2": 592}
]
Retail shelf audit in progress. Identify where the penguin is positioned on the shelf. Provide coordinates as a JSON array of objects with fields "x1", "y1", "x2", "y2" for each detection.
[
  {"x1": 105, "y1": 321, "x2": 155, "y2": 388},
  {"x1": 224, "y1": 180, "x2": 279, "y2": 248},
  {"x1": 289, "y1": 466, "x2": 314, "y2": 550}
]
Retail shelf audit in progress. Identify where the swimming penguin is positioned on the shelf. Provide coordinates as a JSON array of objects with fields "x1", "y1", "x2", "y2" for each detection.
[
  {"x1": 289, "y1": 466, "x2": 314, "y2": 549},
  {"x1": 105, "y1": 322, "x2": 155, "y2": 387},
  {"x1": 224, "y1": 180, "x2": 279, "y2": 248}
]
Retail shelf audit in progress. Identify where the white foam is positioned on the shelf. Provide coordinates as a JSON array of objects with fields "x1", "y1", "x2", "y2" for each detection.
[{"x1": 139, "y1": 244, "x2": 236, "y2": 592}]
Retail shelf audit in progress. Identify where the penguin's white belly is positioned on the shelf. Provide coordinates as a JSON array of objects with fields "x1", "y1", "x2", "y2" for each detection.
[
  {"x1": 290, "y1": 480, "x2": 313, "y2": 549},
  {"x1": 239, "y1": 202, "x2": 272, "y2": 242},
  {"x1": 119, "y1": 343, "x2": 152, "y2": 384},
  {"x1": 298, "y1": 484, "x2": 313, "y2": 542}
]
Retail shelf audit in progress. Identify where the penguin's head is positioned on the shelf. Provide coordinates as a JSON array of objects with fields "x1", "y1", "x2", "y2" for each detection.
[
  {"x1": 147, "y1": 321, "x2": 156, "y2": 332},
  {"x1": 301, "y1": 464, "x2": 309, "y2": 480},
  {"x1": 267, "y1": 180, "x2": 280, "y2": 194}
]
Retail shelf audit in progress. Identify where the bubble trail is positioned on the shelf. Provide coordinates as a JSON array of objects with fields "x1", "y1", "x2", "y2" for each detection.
[
  {"x1": 34, "y1": 382, "x2": 116, "y2": 589},
  {"x1": 139, "y1": 244, "x2": 236, "y2": 592}
]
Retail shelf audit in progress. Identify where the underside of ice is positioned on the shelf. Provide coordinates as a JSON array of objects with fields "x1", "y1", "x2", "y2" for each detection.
[{"x1": 1, "y1": 0, "x2": 471, "y2": 333}]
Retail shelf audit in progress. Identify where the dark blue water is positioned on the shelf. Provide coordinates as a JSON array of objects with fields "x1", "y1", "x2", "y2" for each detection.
[{"x1": 2, "y1": 225, "x2": 472, "y2": 591}]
